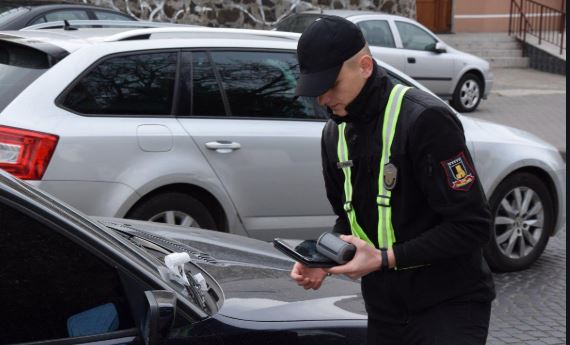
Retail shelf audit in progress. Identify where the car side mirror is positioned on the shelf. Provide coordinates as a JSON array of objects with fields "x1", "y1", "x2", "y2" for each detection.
[
  {"x1": 141, "y1": 290, "x2": 176, "y2": 345},
  {"x1": 434, "y1": 42, "x2": 447, "y2": 53}
]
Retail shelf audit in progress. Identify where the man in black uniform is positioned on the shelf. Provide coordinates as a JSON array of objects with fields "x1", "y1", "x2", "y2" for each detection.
[{"x1": 290, "y1": 16, "x2": 496, "y2": 344}]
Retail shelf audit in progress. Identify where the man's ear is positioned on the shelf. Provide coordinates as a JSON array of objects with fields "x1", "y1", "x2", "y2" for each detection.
[{"x1": 359, "y1": 55, "x2": 374, "y2": 78}]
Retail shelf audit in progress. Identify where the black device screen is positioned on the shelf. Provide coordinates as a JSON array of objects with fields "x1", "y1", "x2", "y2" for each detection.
[{"x1": 273, "y1": 239, "x2": 336, "y2": 268}]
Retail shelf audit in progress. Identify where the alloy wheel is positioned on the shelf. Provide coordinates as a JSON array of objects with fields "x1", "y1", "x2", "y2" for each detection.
[
  {"x1": 149, "y1": 210, "x2": 200, "y2": 228},
  {"x1": 459, "y1": 79, "x2": 480, "y2": 110},
  {"x1": 494, "y1": 186, "x2": 544, "y2": 259}
]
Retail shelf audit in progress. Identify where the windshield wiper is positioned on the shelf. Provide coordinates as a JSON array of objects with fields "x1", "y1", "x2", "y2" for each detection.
[{"x1": 101, "y1": 221, "x2": 216, "y2": 313}]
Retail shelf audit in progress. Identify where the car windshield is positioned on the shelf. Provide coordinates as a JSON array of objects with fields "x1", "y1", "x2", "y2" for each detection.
[
  {"x1": 0, "y1": 6, "x2": 29, "y2": 25},
  {"x1": 0, "y1": 41, "x2": 51, "y2": 113}
]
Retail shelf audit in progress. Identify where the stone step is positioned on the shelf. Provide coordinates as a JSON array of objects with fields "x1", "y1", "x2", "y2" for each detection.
[
  {"x1": 487, "y1": 56, "x2": 530, "y2": 68},
  {"x1": 439, "y1": 33, "x2": 519, "y2": 43},
  {"x1": 448, "y1": 41, "x2": 522, "y2": 50},
  {"x1": 462, "y1": 49, "x2": 523, "y2": 58}
]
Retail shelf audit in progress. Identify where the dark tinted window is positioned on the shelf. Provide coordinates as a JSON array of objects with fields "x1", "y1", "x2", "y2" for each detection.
[
  {"x1": 30, "y1": 9, "x2": 89, "y2": 25},
  {"x1": 62, "y1": 52, "x2": 177, "y2": 116},
  {"x1": 358, "y1": 20, "x2": 396, "y2": 48},
  {"x1": 190, "y1": 52, "x2": 225, "y2": 116},
  {"x1": 276, "y1": 14, "x2": 321, "y2": 33},
  {"x1": 0, "y1": 203, "x2": 134, "y2": 343},
  {"x1": 0, "y1": 42, "x2": 49, "y2": 112},
  {"x1": 211, "y1": 51, "x2": 327, "y2": 120},
  {"x1": 0, "y1": 6, "x2": 30, "y2": 26}
]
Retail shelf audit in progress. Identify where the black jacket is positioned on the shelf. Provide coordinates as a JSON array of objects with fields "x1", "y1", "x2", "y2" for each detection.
[{"x1": 321, "y1": 62, "x2": 495, "y2": 314}]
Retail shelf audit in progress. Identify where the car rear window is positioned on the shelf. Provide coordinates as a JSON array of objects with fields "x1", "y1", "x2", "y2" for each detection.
[
  {"x1": 0, "y1": 41, "x2": 50, "y2": 113},
  {"x1": 61, "y1": 51, "x2": 177, "y2": 116}
]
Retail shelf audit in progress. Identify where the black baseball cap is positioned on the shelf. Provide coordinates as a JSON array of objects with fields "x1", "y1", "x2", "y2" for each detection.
[{"x1": 295, "y1": 16, "x2": 366, "y2": 97}]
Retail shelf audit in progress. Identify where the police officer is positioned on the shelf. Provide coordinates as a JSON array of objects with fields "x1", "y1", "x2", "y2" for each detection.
[{"x1": 290, "y1": 16, "x2": 496, "y2": 345}]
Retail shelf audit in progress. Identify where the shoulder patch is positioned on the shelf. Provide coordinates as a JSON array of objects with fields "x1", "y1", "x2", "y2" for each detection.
[{"x1": 440, "y1": 152, "x2": 476, "y2": 191}]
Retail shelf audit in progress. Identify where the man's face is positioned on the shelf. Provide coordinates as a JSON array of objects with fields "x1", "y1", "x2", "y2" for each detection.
[{"x1": 317, "y1": 61, "x2": 367, "y2": 117}]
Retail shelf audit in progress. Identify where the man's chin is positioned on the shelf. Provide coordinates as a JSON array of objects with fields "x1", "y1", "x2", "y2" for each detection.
[{"x1": 332, "y1": 110, "x2": 348, "y2": 117}]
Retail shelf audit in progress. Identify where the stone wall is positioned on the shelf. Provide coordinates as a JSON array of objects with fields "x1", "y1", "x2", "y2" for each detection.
[{"x1": 24, "y1": 0, "x2": 416, "y2": 28}]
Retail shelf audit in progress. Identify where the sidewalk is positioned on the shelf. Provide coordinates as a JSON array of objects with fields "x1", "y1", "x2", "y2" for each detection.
[{"x1": 466, "y1": 67, "x2": 566, "y2": 159}]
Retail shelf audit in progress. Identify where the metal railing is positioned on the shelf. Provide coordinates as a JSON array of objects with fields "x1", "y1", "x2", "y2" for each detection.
[{"x1": 509, "y1": 0, "x2": 566, "y2": 55}]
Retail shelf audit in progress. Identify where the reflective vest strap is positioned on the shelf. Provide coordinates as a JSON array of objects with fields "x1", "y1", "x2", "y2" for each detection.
[
  {"x1": 337, "y1": 123, "x2": 373, "y2": 246},
  {"x1": 377, "y1": 85, "x2": 411, "y2": 249},
  {"x1": 336, "y1": 84, "x2": 411, "y2": 249}
]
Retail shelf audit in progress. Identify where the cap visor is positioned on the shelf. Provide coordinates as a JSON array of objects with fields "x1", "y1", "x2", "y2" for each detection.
[{"x1": 294, "y1": 64, "x2": 342, "y2": 97}]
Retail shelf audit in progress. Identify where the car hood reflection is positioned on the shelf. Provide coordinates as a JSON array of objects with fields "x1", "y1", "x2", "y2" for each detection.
[{"x1": 98, "y1": 217, "x2": 367, "y2": 322}]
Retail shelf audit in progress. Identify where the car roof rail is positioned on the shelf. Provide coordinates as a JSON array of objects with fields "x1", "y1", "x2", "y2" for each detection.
[
  {"x1": 103, "y1": 27, "x2": 302, "y2": 42},
  {"x1": 20, "y1": 20, "x2": 190, "y2": 31}
]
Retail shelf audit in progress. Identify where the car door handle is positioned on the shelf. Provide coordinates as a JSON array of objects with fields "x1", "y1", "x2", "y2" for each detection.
[
  {"x1": 205, "y1": 141, "x2": 241, "y2": 153},
  {"x1": 407, "y1": 57, "x2": 416, "y2": 64}
]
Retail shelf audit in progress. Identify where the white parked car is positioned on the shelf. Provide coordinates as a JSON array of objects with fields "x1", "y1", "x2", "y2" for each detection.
[
  {"x1": 275, "y1": 10, "x2": 493, "y2": 113},
  {"x1": 0, "y1": 25, "x2": 564, "y2": 271}
]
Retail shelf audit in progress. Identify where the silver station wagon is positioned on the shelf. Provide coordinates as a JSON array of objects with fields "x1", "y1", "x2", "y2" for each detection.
[{"x1": 0, "y1": 25, "x2": 565, "y2": 272}]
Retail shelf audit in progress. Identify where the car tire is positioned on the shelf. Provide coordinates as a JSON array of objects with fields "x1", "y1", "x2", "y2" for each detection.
[
  {"x1": 484, "y1": 173, "x2": 553, "y2": 272},
  {"x1": 127, "y1": 192, "x2": 218, "y2": 230},
  {"x1": 451, "y1": 73, "x2": 483, "y2": 113}
]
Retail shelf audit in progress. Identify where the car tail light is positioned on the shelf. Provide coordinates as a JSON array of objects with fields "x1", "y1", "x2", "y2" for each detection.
[{"x1": 0, "y1": 125, "x2": 58, "y2": 180}]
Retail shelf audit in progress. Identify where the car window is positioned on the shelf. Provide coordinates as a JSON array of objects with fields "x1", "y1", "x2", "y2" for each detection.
[
  {"x1": 291, "y1": 15, "x2": 321, "y2": 33},
  {"x1": 94, "y1": 10, "x2": 135, "y2": 21},
  {"x1": 190, "y1": 51, "x2": 226, "y2": 116},
  {"x1": 30, "y1": 10, "x2": 90, "y2": 25},
  {"x1": 274, "y1": 15, "x2": 296, "y2": 31},
  {"x1": 0, "y1": 6, "x2": 30, "y2": 26},
  {"x1": 357, "y1": 20, "x2": 396, "y2": 48},
  {"x1": 277, "y1": 14, "x2": 320, "y2": 33},
  {"x1": 0, "y1": 202, "x2": 135, "y2": 343},
  {"x1": 210, "y1": 51, "x2": 327, "y2": 120},
  {"x1": 395, "y1": 21, "x2": 437, "y2": 51},
  {"x1": 61, "y1": 51, "x2": 177, "y2": 116},
  {"x1": 0, "y1": 41, "x2": 50, "y2": 112}
]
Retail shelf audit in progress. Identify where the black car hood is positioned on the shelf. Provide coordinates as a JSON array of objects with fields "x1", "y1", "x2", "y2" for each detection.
[{"x1": 97, "y1": 218, "x2": 367, "y2": 322}]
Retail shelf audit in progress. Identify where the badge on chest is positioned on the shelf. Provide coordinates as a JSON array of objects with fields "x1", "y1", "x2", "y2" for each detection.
[{"x1": 383, "y1": 162, "x2": 398, "y2": 190}]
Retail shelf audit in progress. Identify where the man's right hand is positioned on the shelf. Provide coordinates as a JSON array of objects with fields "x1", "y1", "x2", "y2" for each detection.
[{"x1": 290, "y1": 262, "x2": 328, "y2": 290}]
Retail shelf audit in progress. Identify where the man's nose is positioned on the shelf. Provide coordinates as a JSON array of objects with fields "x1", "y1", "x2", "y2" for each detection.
[{"x1": 317, "y1": 92, "x2": 330, "y2": 106}]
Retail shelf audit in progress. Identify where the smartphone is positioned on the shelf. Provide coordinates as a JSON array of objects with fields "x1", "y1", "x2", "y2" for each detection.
[{"x1": 273, "y1": 238, "x2": 337, "y2": 268}]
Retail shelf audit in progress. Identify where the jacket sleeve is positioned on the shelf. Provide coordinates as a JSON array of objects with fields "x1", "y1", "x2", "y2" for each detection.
[
  {"x1": 393, "y1": 107, "x2": 492, "y2": 269},
  {"x1": 321, "y1": 124, "x2": 351, "y2": 235}
]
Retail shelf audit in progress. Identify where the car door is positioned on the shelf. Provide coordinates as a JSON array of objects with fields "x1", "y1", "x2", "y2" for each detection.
[
  {"x1": 0, "y1": 189, "x2": 142, "y2": 344},
  {"x1": 176, "y1": 50, "x2": 333, "y2": 241},
  {"x1": 354, "y1": 19, "x2": 408, "y2": 72},
  {"x1": 393, "y1": 20, "x2": 455, "y2": 96}
]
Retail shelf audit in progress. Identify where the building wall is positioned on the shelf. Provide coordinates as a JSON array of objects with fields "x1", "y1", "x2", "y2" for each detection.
[
  {"x1": 453, "y1": 0, "x2": 565, "y2": 33},
  {"x1": 20, "y1": 0, "x2": 416, "y2": 29}
]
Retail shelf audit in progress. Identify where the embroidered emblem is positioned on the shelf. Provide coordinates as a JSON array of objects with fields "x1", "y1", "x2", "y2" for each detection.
[
  {"x1": 337, "y1": 160, "x2": 353, "y2": 169},
  {"x1": 384, "y1": 162, "x2": 398, "y2": 190},
  {"x1": 441, "y1": 152, "x2": 476, "y2": 191}
]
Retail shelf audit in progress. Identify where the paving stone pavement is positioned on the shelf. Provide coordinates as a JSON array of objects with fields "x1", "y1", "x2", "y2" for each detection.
[
  {"x1": 462, "y1": 67, "x2": 566, "y2": 344},
  {"x1": 487, "y1": 228, "x2": 566, "y2": 345}
]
